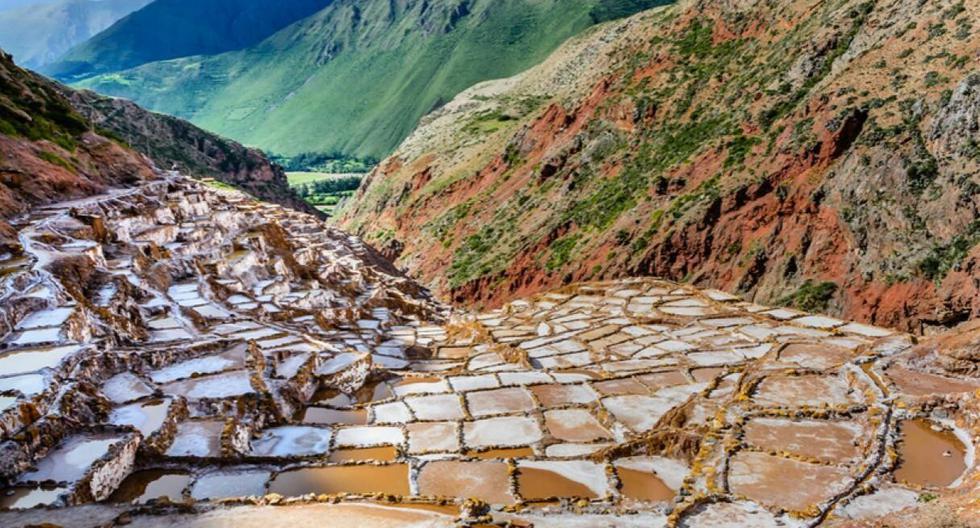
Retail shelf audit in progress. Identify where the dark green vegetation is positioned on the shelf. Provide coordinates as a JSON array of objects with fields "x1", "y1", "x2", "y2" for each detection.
[
  {"x1": 46, "y1": 0, "x2": 331, "y2": 80},
  {"x1": 917, "y1": 221, "x2": 980, "y2": 284},
  {"x1": 66, "y1": 0, "x2": 670, "y2": 160},
  {"x1": 272, "y1": 153, "x2": 375, "y2": 174},
  {"x1": 0, "y1": 0, "x2": 150, "y2": 70},
  {"x1": 288, "y1": 173, "x2": 362, "y2": 216},
  {"x1": 779, "y1": 281, "x2": 839, "y2": 313}
]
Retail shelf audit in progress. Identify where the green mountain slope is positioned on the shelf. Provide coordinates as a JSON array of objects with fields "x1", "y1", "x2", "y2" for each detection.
[
  {"x1": 45, "y1": 0, "x2": 332, "y2": 80},
  {"x1": 0, "y1": 0, "x2": 151, "y2": 70},
  {"x1": 70, "y1": 0, "x2": 670, "y2": 160}
]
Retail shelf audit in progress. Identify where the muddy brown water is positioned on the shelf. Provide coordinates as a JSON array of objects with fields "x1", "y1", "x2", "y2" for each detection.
[
  {"x1": 895, "y1": 419, "x2": 967, "y2": 488},
  {"x1": 517, "y1": 468, "x2": 597, "y2": 500},
  {"x1": 616, "y1": 468, "x2": 675, "y2": 502},
  {"x1": 303, "y1": 407, "x2": 368, "y2": 425},
  {"x1": 109, "y1": 470, "x2": 190, "y2": 503},
  {"x1": 329, "y1": 446, "x2": 399, "y2": 463},
  {"x1": 268, "y1": 464, "x2": 410, "y2": 496},
  {"x1": 467, "y1": 447, "x2": 534, "y2": 459}
]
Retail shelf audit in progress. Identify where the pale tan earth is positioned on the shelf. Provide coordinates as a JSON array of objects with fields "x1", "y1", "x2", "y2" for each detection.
[{"x1": 0, "y1": 177, "x2": 977, "y2": 527}]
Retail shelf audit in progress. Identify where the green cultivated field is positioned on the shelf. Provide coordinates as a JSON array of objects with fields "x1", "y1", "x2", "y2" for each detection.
[{"x1": 287, "y1": 172, "x2": 362, "y2": 216}]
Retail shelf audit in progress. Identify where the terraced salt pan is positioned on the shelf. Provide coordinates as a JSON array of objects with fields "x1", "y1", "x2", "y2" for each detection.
[
  {"x1": 464, "y1": 416, "x2": 543, "y2": 448},
  {"x1": 417, "y1": 460, "x2": 514, "y2": 504},
  {"x1": 614, "y1": 456, "x2": 689, "y2": 491},
  {"x1": 150, "y1": 347, "x2": 246, "y2": 384},
  {"x1": 167, "y1": 421, "x2": 224, "y2": 458},
  {"x1": 250, "y1": 426, "x2": 332, "y2": 457},
  {"x1": 404, "y1": 394, "x2": 464, "y2": 420},
  {"x1": 752, "y1": 374, "x2": 855, "y2": 408},
  {"x1": 191, "y1": 470, "x2": 270, "y2": 500},
  {"x1": 0, "y1": 373, "x2": 45, "y2": 396},
  {"x1": 110, "y1": 470, "x2": 191, "y2": 504},
  {"x1": 837, "y1": 486, "x2": 919, "y2": 520},
  {"x1": 544, "y1": 409, "x2": 612, "y2": 442},
  {"x1": 728, "y1": 451, "x2": 852, "y2": 512},
  {"x1": 0, "y1": 345, "x2": 80, "y2": 376},
  {"x1": 0, "y1": 487, "x2": 67, "y2": 510},
  {"x1": 0, "y1": 395, "x2": 18, "y2": 411},
  {"x1": 14, "y1": 307, "x2": 74, "y2": 330},
  {"x1": 406, "y1": 422, "x2": 458, "y2": 454},
  {"x1": 466, "y1": 387, "x2": 535, "y2": 416},
  {"x1": 517, "y1": 460, "x2": 610, "y2": 499},
  {"x1": 161, "y1": 370, "x2": 253, "y2": 400},
  {"x1": 19, "y1": 434, "x2": 125, "y2": 483},
  {"x1": 102, "y1": 372, "x2": 155, "y2": 404},
  {"x1": 334, "y1": 426, "x2": 404, "y2": 447},
  {"x1": 109, "y1": 399, "x2": 172, "y2": 437},
  {"x1": 268, "y1": 465, "x2": 410, "y2": 497},
  {"x1": 743, "y1": 418, "x2": 865, "y2": 462}
]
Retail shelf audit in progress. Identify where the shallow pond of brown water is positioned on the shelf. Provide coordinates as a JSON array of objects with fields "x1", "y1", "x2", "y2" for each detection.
[
  {"x1": 466, "y1": 447, "x2": 534, "y2": 459},
  {"x1": 329, "y1": 446, "x2": 399, "y2": 463},
  {"x1": 109, "y1": 470, "x2": 190, "y2": 503},
  {"x1": 517, "y1": 468, "x2": 597, "y2": 500},
  {"x1": 616, "y1": 467, "x2": 674, "y2": 502},
  {"x1": 895, "y1": 419, "x2": 967, "y2": 488},
  {"x1": 269, "y1": 465, "x2": 410, "y2": 497},
  {"x1": 303, "y1": 407, "x2": 368, "y2": 425}
]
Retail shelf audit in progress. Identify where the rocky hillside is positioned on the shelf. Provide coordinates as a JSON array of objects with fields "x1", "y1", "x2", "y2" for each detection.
[
  {"x1": 62, "y1": 0, "x2": 670, "y2": 160},
  {"x1": 0, "y1": 0, "x2": 150, "y2": 70},
  {"x1": 340, "y1": 0, "x2": 980, "y2": 333},
  {"x1": 0, "y1": 48, "x2": 312, "y2": 246},
  {"x1": 62, "y1": 88, "x2": 318, "y2": 215},
  {"x1": 0, "y1": 49, "x2": 155, "y2": 242}
]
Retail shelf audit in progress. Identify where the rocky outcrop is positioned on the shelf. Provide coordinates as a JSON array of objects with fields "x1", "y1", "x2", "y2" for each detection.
[{"x1": 340, "y1": 0, "x2": 980, "y2": 334}]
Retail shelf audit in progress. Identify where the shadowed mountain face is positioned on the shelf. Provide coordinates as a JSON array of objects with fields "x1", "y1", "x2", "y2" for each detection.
[
  {"x1": 340, "y1": 0, "x2": 980, "y2": 333},
  {"x1": 54, "y1": 0, "x2": 670, "y2": 160},
  {"x1": 0, "y1": 0, "x2": 151, "y2": 70},
  {"x1": 43, "y1": 0, "x2": 333, "y2": 80}
]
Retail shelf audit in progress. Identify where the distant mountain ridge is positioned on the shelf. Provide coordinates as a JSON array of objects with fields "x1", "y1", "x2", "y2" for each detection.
[
  {"x1": 45, "y1": 0, "x2": 333, "y2": 80},
  {"x1": 55, "y1": 0, "x2": 670, "y2": 160},
  {"x1": 0, "y1": 0, "x2": 151, "y2": 70}
]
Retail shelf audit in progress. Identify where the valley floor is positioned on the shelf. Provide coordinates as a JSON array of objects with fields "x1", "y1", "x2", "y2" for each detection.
[{"x1": 0, "y1": 176, "x2": 977, "y2": 527}]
